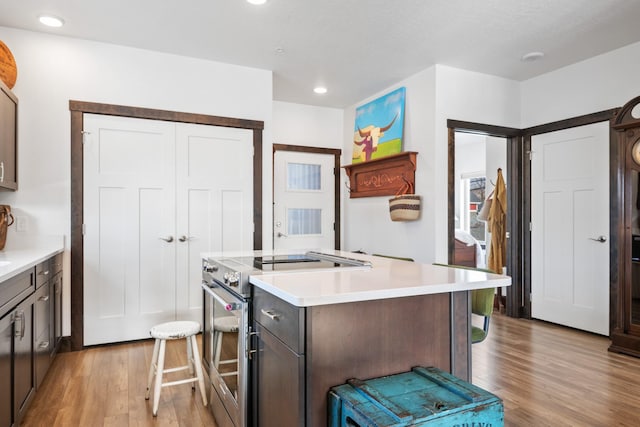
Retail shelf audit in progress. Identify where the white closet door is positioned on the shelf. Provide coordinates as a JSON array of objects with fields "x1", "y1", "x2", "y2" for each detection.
[
  {"x1": 175, "y1": 123, "x2": 253, "y2": 322},
  {"x1": 83, "y1": 114, "x2": 176, "y2": 345},
  {"x1": 531, "y1": 121, "x2": 610, "y2": 335},
  {"x1": 83, "y1": 116, "x2": 254, "y2": 345}
]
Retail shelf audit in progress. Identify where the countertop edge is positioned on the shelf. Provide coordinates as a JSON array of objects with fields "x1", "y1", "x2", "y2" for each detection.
[
  {"x1": 249, "y1": 273, "x2": 511, "y2": 307},
  {"x1": 0, "y1": 239, "x2": 64, "y2": 283}
]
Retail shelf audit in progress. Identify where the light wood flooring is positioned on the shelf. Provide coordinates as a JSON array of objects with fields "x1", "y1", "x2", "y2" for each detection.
[{"x1": 21, "y1": 314, "x2": 640, "y2": 426}]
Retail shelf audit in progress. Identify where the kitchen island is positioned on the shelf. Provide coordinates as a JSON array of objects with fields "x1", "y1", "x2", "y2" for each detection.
[{"x1": 248, "y1": 252, "x2": 510, "y2": 426}]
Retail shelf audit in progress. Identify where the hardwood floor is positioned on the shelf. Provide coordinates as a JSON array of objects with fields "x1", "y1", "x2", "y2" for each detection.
[
  {"x1": 21, "y1": 338, "x2": 215, "y2": 427},
  {"x1": 473, "y1": 314, "x2": 640, "y2": 426},
  {"x1": 21, "y1": 314, "x2": 640, "y2": 426}
]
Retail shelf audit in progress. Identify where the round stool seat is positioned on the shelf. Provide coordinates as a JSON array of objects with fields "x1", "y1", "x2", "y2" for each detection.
[
  {"x1": 150, "y1": 320, "x2": 201, "y2": 340},
  {"x1": 214, "y1": 316, "x2": 239, "y2": 333}
]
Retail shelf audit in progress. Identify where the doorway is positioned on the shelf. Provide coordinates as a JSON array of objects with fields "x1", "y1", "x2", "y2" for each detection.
[
  {"x1": 272, "y1": 144, "x2": 341, "y2": 251},
  {"x1": 69, "y1": 101, "x2": 264, "y2": 350},
  {"x1": 448, "y1": 121, "x2": 522, "y2": 317}
]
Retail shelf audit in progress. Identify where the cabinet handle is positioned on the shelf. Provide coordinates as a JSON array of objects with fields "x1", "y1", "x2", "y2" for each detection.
[
  {"x1": 21, "y1": 311, "x2": 25, "y2": 339},
  {"x1": 38, "y1": 295, "x2": 50, "y2": 302},
  {"x1": 0, "y1": 161, "x2": 4, "y2": 183},
  {"x1": 39, "y1": 341, "x2": 50, "y2": 349},
  {"x1": 13, "y1": 310, "x2": 25, "y2": 339},
  {"x1": 260, "y1": 309, "x2": 280, "y2": 321}
]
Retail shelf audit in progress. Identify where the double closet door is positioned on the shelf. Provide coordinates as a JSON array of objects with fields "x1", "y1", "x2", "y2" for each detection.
[{"x1": 83, "y1": 114, "x2": 253, "y2": 346}]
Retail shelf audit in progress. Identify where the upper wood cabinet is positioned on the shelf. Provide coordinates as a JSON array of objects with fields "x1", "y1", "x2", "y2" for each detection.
[{"x1": 0, "y1": 78, "x2": 17, "y2": 191}]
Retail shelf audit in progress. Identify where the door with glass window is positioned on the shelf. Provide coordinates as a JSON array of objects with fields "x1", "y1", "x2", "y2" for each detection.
[{"x1": 273, "y1": 150, "x2": 335, "y2": 250}]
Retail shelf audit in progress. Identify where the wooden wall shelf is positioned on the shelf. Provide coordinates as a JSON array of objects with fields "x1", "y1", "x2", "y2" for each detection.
[{"x1": 342, "y1": 151, "x2": 418, "y2": 198}]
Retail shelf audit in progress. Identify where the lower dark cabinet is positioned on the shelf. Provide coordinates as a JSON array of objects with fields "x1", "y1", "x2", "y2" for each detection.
[
  {"x1": 0, "y1": 289, "x2": 36, "y2": 427},
  {"x1": 13, "y1": 293, "x2": 36, "y2": 423},
  {"x1": 254, "y1": 323, "x2": 304, "y2": 427},
  {"x1": 0, "y1": 252, "x2": 62, "y2": 427}
]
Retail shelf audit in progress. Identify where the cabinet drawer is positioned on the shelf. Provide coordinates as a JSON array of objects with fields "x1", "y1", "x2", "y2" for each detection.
[
  {"x1": 35, "y1": 260, "x2": 51, "y2": 289},
  {"x1": 50, "y1": 253, "x2": 63, "y2": 276},
  {"x1": 0, "y1": 269, "x2": 34, "y2": 318},
  {"x1": 253, "y1": 287, "x2": 304, "y2": 354}
]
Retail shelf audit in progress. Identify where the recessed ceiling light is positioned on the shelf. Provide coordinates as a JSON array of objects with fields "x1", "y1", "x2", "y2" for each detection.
[
  {"x1": 521, "y1": 51, "x2": 544, "y2": 62},
  {"x1": 314, "y1": 87, "x2": 327, "y2": 94},
  {"x1": 39, "y1": 14, "x2": 65, "y2": 27},
  {"x1": 247, "y1": 0, "x2": 267, "y2": 5}
]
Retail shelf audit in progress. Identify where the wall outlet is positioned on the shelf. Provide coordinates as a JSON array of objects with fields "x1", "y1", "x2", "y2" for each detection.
[{"x1": 15, "y1": 216, "x2": 27, "y2": 232}]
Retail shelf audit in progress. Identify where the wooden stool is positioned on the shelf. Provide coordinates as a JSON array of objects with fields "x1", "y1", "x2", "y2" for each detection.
[{"x1": 145, "y1": 320, "x2": 207, "y2": 416}]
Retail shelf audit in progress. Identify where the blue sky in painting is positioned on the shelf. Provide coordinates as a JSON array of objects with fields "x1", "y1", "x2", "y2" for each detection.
[{"x1": 354, "y1": 87, "x2": 405, "y2": 143}]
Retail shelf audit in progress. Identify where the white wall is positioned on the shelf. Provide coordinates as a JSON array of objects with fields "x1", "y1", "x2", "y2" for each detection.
[
  {"x1": 342, "y1": 67, "x2": 436, "y2": 260},
  {"x1": 342, "y1": 66, "x2": 520, "y2": 262},
  {"x1": 521, "y1": 40, "x2": 640, "y2": 127},
  {"x1": 272, "y1": 101, "x2": 343, "y2": 149},
  {"x1": 0, "y1": 27, "x2": 273, "y2": 335}
]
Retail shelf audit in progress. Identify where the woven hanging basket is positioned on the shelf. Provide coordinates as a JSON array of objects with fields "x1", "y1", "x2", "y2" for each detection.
[{"x1": 389, "y1": 195, "x2": 421, "y2": 221}]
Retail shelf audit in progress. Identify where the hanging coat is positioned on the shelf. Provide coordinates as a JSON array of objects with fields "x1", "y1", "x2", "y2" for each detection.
[{"x1": 487, "y1": 168, "x2": 507, "y2": 274}]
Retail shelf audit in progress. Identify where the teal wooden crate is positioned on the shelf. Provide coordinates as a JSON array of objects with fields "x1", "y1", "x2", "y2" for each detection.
[{"x1": 328, "y1": 366, "x2": 503, "y2": 427}]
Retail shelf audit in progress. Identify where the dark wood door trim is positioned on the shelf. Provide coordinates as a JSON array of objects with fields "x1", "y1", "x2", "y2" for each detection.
[
  {"x1": 447, "y1": 121, "x2": 522, "y2": 318},
  {"x1": 521, "y1": 108, "x2": 619, "y2": 321},
  {"x1": 69, "y1": 100, "x2": 264, "y2": 351},
  {"x1": 272, "y1": 144, "x2": 342, "y2": 250},
  {"x1": 450, "y1": 110, "x2": 620, "y2": 320}
]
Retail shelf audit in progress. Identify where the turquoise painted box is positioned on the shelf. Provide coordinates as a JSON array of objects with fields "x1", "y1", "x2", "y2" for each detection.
[{"x1": 328, "y1": 366, "x2": 503, "y2": 427}]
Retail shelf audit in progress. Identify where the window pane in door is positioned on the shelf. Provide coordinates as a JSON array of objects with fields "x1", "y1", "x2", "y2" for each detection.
[
  {"x1": 287, "y1": 208, "x2": 321, "y2": 235},
  {"x1": 287, "y1": 163, "x2": 321, "y2": 190}
]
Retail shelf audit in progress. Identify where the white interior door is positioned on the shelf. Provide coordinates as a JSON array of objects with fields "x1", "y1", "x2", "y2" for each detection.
[
  {"x1": 175, "y1": 123, "x2": 253, "y2": 322},
  {"x1": 83, "y1": 114, "x2": 176, "y2": 345},
  {"x1": 84, "y1": 115, "x2": 253, "y2": 345},
  {"x1": 531, "y1": 121, "x2": 610, "y2": 335},
  {"x1": 273, "y1": 151, "x2": 335, "y2": 251}
]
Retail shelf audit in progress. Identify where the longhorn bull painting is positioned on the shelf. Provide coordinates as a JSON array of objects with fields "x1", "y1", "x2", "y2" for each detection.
[{"x1": 353, "y1": 87, "x2": 405, "y2": 163}]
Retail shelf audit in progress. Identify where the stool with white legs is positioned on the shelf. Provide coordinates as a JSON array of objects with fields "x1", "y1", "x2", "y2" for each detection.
[{"x1": 145, "y1": 320, "x2": 207, "y2": 416}]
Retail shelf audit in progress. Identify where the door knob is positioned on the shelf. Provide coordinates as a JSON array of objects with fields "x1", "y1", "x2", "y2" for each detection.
[
  {"x1": 178, "y1": 235, "x2": 190, "y2": 242},
  {"x1": 277, "y1": 232, "x2": 288, "y2": 238},
  {"x1": 159, "y1": 236, "x2": 174, "y2": 243},
  {"x1": 588, "y1": 235, "x2": 607, "y2": 243}
]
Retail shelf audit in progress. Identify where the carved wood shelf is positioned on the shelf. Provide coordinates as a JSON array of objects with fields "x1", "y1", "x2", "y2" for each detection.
[{"x1": 342, "y1": 151, "x2": 418, "y2": 198}]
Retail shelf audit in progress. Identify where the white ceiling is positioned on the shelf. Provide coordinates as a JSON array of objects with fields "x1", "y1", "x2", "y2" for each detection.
[{"x1": 2, "y1": 0, "x2": 640, "y2": 108}]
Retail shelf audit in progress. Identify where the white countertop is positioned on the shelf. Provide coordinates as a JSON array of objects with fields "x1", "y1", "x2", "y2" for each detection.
[
  {"x1": 0, "y1": 235, "x2": 64, "y2": 282},
  {"x1": 246, "y1": 251, "x2": 511, "y2": 307}
]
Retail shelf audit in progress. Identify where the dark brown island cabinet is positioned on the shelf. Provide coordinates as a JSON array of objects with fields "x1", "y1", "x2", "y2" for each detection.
[
  {"x1": 0, "y1": 252, "x2": 63, "y2": 427},
  {"x1": 252, "y1": 286, "x2": 471, "y2": 426}
]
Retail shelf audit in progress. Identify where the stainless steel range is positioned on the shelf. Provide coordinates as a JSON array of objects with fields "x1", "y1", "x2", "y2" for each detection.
[{"x1": 201, "y1": 251, "x2": 371, "y2": 427}]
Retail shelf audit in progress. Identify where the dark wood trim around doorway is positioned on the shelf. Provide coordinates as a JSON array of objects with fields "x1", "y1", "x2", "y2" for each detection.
[
  {"x1": 448, "y1": 109, "x2": 620, "y2": 322},
  {"x1": 68, "y1": 100, "x2": 264, "y2": 351},
  {"x1": 447, "y1": 120, "x2": 522, "y2": 318},
  {"x1": 520, "y1": 108, "x2": 619, "y2": 320},
  {"x1": 272, "y1": 144, "x2": 342, "y2": 250}
]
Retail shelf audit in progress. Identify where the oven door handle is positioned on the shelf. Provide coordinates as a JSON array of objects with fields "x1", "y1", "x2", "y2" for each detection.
[{"x1": 201, "y1": 282, "x2": 243, "y2": 311}]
